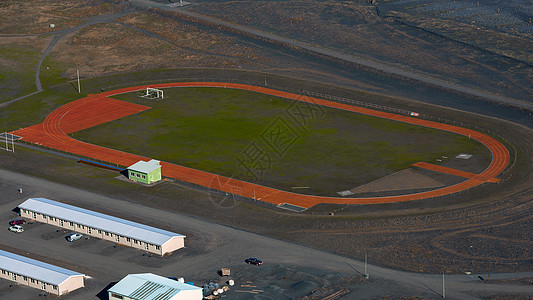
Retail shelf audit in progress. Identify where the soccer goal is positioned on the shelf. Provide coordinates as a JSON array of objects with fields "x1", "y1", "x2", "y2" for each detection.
[
  {"x1": 138, "y1": 87, "x2": 164, "y2": 100},
  {"x1": 0, "y1": 132, "x2": 16, "y2": 153}
]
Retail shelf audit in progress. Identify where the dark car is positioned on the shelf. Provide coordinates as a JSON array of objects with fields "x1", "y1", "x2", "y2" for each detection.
[
  {"x1": 9, "y1": 219, "x2": 26, "y2": 226},
  {"x1": 245, "y1": 258, "x2": 263, "y2": 265}
]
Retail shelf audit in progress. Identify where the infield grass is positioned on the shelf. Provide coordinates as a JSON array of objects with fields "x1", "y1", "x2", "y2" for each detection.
[{"x1": 70, "y1": 87, "x2": 491, "y2": 196}]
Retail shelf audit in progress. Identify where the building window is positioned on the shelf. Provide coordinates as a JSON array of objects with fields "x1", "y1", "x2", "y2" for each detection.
[
  {"x1": 130, "y1": 172, "x2": 134, "y2": 177},
  {"x1": 31, "y1": 279, "x2": 35, "y2": 283},
  {"x1": 12, "y1": 274, "x2": 16, "y2": 280},
  {"x1": 42, "y1": 282, "x2": 46, "y2": 289},
  {"x1": 115, "y1": 235, "x2": 120, "y2": 242},
  {"x1": 156, "y1": 245, "x2": 160, "y2": 250},
  {"x1": 23, "y1": 276, "x2": 27, "y2": 281},
  {"x1": 126, "y1": 237, "x2": 131, "y2": 242},
  {"x1": 136, "y1": 173, "x2": 140, "y2": 178},
  {"x1": 145, "y1": 244, "x2": 149, "y2": 250},
  {"x1": 133, "y1": 240, "x2": 138, "y2": 244},
  {"x1": 2, "y1": 270, "x2": 5, "y2": 275},
  {"x1": 87, "y1": 228, "x2": 92, "y2": 234},
  {"x1": 142, "y1": 175, "x2": 146, "y2": 179},
  {"x1": 53, "y1": 285, "x2": 57, "y2": 290},
  {"x1": 59, "y1": 220, "x2": 64, "y2": 226},
  {"x1": 69, "y1": 222, "x2": 74, "y2": 226},
  {"x1": 77, "y1": 224, "x2": 80, "y2": 228},
  {"x1": 111, "y1": 293, "x2": 124, "y2": 299},
  {"x1": 32, "y1": 212, "x2": 36, "y2": 218}
]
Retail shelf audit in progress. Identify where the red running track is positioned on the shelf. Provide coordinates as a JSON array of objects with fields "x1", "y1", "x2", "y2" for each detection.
[{"x1": 11, "y1": 83, "x2": 510, "y2": 209}]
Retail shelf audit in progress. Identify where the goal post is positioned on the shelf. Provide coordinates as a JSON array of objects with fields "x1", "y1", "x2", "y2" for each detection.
[
  {"x1": 138, "y1": 87, "x2": 164, "y2": 100},
  {"x1": 0, "y1": 132, "x2": 16, "y2": 153}
]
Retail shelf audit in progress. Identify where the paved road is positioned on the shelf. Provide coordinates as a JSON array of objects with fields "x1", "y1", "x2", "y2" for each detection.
[{"x1": 0, "y1": 168, "x2": 531, "y2": 299}]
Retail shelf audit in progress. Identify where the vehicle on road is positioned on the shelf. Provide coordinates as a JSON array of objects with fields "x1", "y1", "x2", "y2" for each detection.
[
  {"x1": 9, "y1": 219, "x2": 26, "y2": 226},
  {"x1": 66, "y1": 233, "x2": 83, "y2": 242},
  {"x1": 245, "y1": 257, "x2": 263, "y2": 265},
  {"x1": 8, "y1": 225, "x2": 24, "y2": 233}
]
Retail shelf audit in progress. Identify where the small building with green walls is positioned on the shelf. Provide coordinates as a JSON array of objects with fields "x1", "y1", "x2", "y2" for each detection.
[{"x1": 127, "y1": 159, "x2": 162, "y2": 184}]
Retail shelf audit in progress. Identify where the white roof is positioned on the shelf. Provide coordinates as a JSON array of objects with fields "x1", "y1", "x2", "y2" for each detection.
[
  {"x1": 109, "y1": 273, "x2": 201, "y2": 300},
  {"x1": 0, "y1": 249, "x2": 84, "y2": 286},
  {"x1": 19, "y1": 198, "x2": 185, "y2": 246},
  {"x1": 128, "y1": 159, "x2": 161, "y2": 173}
]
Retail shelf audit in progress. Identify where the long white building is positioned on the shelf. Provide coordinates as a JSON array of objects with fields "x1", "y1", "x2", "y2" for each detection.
[
  {"x1": 18, "y1": 198, "x2": 185, "y2": 256},
  {"x1": 0, "y1": 249, "x2": 85, "y2": 296},
  {"x1": 108, "y1": 273, "x2": 202, "y2": 300}
]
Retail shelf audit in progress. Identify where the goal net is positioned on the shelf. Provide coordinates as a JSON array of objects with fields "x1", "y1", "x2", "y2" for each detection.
[
  {"x1": 138, "y1": 87, "x2": 164, "y2": 100},
  {"x1": 0, "y1": 132, "x2": 16, "y2": 153}
]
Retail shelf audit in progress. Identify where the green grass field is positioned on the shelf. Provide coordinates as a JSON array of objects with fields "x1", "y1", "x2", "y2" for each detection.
[{"x1": 69, "y1": 87, "x2": 491, "y2": 196}]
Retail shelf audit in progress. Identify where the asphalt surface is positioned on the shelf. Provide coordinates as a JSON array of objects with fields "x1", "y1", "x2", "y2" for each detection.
[{"x1": 0, "y1": 168, "x2": 531, "y2": 299}]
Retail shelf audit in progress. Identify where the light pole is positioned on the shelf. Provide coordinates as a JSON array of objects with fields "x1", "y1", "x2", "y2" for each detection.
[{"x1": 364, "y1": 253, "x2": 369, "y2": 279}]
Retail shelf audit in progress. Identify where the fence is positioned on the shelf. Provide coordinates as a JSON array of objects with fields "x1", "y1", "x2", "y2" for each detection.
[{"x1": 14, "y1": 77, "x2": 518, "y2": 213}]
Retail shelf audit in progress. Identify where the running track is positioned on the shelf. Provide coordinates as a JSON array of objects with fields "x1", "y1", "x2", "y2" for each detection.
[{"x1": 11, "y1": 83, "x2": 510, "y2": 209}]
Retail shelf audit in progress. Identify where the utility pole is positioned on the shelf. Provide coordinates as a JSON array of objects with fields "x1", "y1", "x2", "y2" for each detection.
[
  {"x1": 77, "y1": 69, "x2": 81, "y2": 93},
  {"x1": 442, "y1": 273, "x2": 445, "y2": 298},
  {"x1": 364, "y1": 253, "x2": 369, "y2": 278}
]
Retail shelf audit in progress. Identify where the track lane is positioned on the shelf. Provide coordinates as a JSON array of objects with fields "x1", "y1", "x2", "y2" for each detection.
[{"x1": 11, "y1": 83, "x2": 510, "y2": 208}]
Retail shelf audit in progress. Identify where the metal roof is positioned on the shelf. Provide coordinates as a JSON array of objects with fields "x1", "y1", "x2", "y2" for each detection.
[
  {"x1": 128, "y1": 159, "x2": 161, "y2": 174},
  {"x1": 19, "y1": 198, "x2": 185, "y2": 246},
  {"x1": 0, "y1": 249, "x2": 84, "y2": 286},
  {"x1": 108, "y1": 273, "x2": 201, "y2": 300}
]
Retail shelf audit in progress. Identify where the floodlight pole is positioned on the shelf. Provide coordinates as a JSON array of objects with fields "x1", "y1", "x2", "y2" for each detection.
[{"x1": 77, "y1": 69, "x2": 81, "y2": 93}]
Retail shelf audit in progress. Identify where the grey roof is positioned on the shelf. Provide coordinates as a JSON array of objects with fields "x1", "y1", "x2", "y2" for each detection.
[
  {"x1": 109, "y1": 273, "x2": 201, "y2": 300},
  {"x1": 19, "y1": 198, "x2": 185, "y2": 246},
  {"x1": 128, "y1": 159, "x2": 161, "y2": 174},
  {"x1": 0, "y1": 249, "x2": 84, "y2": 286}
]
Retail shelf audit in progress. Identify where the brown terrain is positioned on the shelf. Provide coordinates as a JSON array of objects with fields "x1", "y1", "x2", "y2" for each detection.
[{"x1": 1, "y1": 0, "x2": 532, "y2": 288}]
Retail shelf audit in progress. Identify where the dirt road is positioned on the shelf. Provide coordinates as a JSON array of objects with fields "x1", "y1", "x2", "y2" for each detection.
[
  {"x1": 129, "y1": 0, "x2": 533, "y2": 111},
  {"x1": 1, "y1": 168, "x2": 531, "y2": 299}
]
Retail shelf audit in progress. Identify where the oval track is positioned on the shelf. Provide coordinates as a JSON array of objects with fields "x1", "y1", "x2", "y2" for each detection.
[{"x1": 12, "y1": 83, "x2": 510, "y2": 209}]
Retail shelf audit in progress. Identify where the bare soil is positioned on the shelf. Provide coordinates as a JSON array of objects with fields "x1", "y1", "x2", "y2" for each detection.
[{"x1": 0, "y1": 0, "x2": 532, "y2": 280}]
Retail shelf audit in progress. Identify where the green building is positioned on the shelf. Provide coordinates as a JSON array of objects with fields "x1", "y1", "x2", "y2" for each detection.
[{"x1": 127, "y1": 159, "x2": 162, "y2": 184}]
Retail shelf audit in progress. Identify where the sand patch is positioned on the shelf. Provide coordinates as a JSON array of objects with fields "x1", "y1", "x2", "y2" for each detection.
[{"x1": 347, "y1": 168, "x2": 445, "y2": 194}]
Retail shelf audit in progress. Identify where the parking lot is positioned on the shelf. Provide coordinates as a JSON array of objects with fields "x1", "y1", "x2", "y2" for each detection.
[
  {"x1": 1, "y1": 168, "x2": 532, "y2": 299},
  {"x1": 0, "y1": 170, "x2": 365, "y2": 299}
]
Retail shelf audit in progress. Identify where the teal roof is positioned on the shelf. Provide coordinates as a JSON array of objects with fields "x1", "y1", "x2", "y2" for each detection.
[{"x1": 109, "y1": 273, "x2": 201, "y2": 300}]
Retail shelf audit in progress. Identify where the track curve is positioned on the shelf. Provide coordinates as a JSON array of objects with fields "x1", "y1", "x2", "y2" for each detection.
[{"x1": 12, "y1": 82, "x2": 510, "y2": 208}]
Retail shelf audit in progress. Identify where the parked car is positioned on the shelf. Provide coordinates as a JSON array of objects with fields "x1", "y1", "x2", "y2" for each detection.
[
  {"x1": 8, "y1": 225, "x2": 24, "y2": 233},
  {"x1": 9, "y1": 219, "x2": 26, "y2": 226},
  {"x1": 245, "y1": 258, "x2": 263, "y2": 265},
  {"x1": 66, "y1": 233, "x2": 83, "y2": 242}
]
